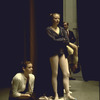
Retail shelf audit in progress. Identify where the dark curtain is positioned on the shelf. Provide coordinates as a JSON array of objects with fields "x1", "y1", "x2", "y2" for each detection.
[
  {"x1": 33, "y1": 0, "x2": 63, "y2": 98},
  {"x1": 0, "y1": 0, "x2": 30, "y2": 87},
  {"x1": 77, "y1": 0, "x2": 100, "y2": 81}
]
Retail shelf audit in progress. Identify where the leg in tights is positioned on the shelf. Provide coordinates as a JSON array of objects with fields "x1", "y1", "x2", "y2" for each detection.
[
  {"x1": 59, "y1": 54, "x2": 75, "y2": 100},
  {"x1": 49, "y1": 55, "x2": 59, "y2": 99}
]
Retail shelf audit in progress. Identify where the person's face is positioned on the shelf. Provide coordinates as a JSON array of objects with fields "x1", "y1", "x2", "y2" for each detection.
[
  {"x1": 23, "y1": 63, "x2": 33, "y2": 74},
  {"x1": 63, "y1": 23, "x2": 69, "y2": 30},
  {"x1": 52, "y1": 14, "x2": 60, "y2": 25}
]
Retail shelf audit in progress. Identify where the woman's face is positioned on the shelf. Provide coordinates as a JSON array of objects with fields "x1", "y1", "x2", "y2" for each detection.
[
  {"x1": 52, "y1": 14, "x2": 60, "y2": 25},
  {"x1": 23, "y1": 63, "x2": 33, "y2": 74}
]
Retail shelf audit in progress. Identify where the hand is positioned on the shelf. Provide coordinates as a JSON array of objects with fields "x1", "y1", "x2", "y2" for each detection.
[
  {"x1": 24, "y1": 94, "x2": 31, "y2": 97},
  {"x1": 19, "y1": 93, "x2": 31, "y2": 99}
]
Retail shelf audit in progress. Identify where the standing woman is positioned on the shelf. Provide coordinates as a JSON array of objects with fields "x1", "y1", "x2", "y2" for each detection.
[{"x1": 46, "y1": 13, "x2": 76, "y2": 100}]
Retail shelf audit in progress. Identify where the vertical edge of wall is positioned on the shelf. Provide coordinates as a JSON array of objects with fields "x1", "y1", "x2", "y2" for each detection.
[{"x1": 63, "y1": 0, "x2": 66, "y2": 22}]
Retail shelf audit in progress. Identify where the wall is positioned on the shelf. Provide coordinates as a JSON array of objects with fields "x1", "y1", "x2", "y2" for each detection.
[
  {"x1": 63, "y1": 0, "x2": 79, "y2": 45},
  {"x1": 63, "y1": 0, "x2": 77, "y2": 30}
]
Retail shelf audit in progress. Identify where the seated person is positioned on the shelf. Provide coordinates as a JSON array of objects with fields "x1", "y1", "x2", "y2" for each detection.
[{"x1": 9, "y1": 61, "x2": 35, "y2": 100}]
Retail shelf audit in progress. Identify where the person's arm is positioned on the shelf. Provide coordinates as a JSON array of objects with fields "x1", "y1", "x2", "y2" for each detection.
[
  {"x1": 31, "y1": 75, "x2": 35, "y2": 93},
  {"x1": 18, "y1": 94, "x2": 31, "y2": 99},
  {"x1": 62, "y1": 28, "x2": 70, "y2": 45},
  {"x1": 46, "y1": 29, "x2": 66, "y2": 42},
  {"x1": 27, "y1": 74, "x2": 35, "y2": 95},
  {"x1": 46, "y1": 28, "x2": 69, "y2": 45},
  {"x1": 30, "y1": 75, "x2": 36, "y2": 100},
  {"x1": 11, "y1": 77, "x2": 22, "y2": 97},
  {"x1": 70, "y1": 31, "x2": 76, "y2": 43},
  {"x1": 12, "y1": 77, "x2": 31, "y2": 99}
]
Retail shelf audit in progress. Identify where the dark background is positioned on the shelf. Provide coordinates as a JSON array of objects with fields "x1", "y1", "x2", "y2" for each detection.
[
  {"x1": 77, "y1": 0, "x2": 100, "y2": 81},
  {"x1": 0, "y1": 0, "x2": 31, "y2": 87},
  {"x1": 0, "y1": 0, "x2": 99, "y2": 97}
]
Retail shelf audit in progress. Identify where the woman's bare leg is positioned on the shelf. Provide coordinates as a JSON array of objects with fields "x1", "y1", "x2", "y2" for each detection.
[
  {"x1": 49, "y1": 55, "x2": 59, "y2": 99},
  {"x1": 68, "y1": 42, "x2": 78, "y2": 70},
  {"x1": 59, "y1": 54, "x2": 75, "y2": 100},
  {"x1": 68, "y1": 42, "x2": 78, "y2": 56},
  {"x1": 59, "y1": 55, "x2": 69, "y2": 93}
]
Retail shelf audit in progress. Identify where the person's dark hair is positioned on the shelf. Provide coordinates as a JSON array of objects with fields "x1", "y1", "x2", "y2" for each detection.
[
  {"x1": 19, "y1": 61, "x2": 32, "y2": 72},
  {"x1": 21, "y1": 61, "x2": 32, "y2": 68},
  {"x1": 63, "y1": 22, "x2": 69, "y2": 26}
]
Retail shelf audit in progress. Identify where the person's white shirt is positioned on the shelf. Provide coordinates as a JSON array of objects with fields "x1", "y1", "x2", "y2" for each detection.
[{"x1": 10, "y1": 73, "x2": 35, "y2": 97}]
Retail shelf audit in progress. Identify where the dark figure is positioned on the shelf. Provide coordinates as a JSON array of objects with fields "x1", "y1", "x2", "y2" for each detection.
[{"x1": 63, "y1": 22, "x2": 76, "y2": 43}]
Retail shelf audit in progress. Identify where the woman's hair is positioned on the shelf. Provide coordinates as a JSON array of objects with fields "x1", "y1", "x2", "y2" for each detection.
[
  {"x1": 49, "y1": 13, "x2": 60, "y2": 20},
  {"x1": 49, "y1": 13, "x2": 60, "y2": 24},
  {"x1": 18, "y1": 61, "x2": 32, "y2": 72}
]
